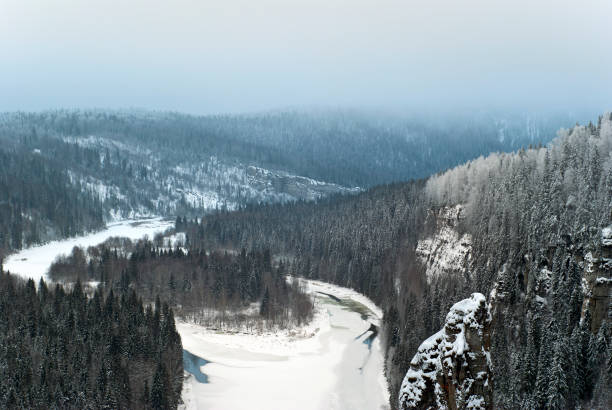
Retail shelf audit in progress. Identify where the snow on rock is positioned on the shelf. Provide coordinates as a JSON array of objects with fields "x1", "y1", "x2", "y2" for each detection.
[
  {"x1": 536, "y1": 267, "x2": 553, "y2": 296},
  {"x1": 416, "y1": 206, "x2": 472, "y2": 281},
  {"x1": 595, "y1": 277, "x2": 612, "y2": 285},
  {"x1": 580, "y1": 225, "x2": 612, "y2": 333},
  {"x1": 602, "y1": 225, "x2": 612, "y2": 247},
  {"x1": 399, "y1": 293, "x2": 492, "y2": 410}
]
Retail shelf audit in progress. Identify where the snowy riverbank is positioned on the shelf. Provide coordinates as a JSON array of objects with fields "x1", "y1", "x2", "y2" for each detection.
[
  {"x1": 179, "y1": 279, "x2": 390, "y2": 410},
  {"x1": 3, "y1": 220, "x2": 390, "y2": 409}
]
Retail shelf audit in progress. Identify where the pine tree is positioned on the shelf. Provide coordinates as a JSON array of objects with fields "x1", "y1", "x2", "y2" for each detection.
[
  {"x1": 570, "y1": 328, "x2": 586, "y2": 402},
  {"x1": 522, "y1": 312, "x2": 540, "y2": 395},
  {"x1": 535, "y1": 324, "x2": 554, "y2": 407},
  {"x1": 547, "y1": 340, "x2": 569, "y2": 409},
  {"x1": 150, "y1": 362, "x2": 168, "y2": 410},
  {"x1": 260, "y1": 286, "x2": 270, "y2": 318},
  {"x1": 141, "y1": 380, "x2": 150, "y2": 406}
]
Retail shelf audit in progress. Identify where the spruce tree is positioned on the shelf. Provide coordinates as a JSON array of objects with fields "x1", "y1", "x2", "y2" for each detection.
[
  {"x1": 260, "y1": 286, "x2": 270, "y2": 318},
  {"x1": 150, "y1": 362, "x2": 168, "y2": 410}
]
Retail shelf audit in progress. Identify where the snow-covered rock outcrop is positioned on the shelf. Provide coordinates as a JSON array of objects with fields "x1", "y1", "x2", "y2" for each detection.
[
  {"x1": 416, "y1": 206, "x2": 472, "y2": 282},
  {"x1": 399, "y1": 293, "x2": 492, "y2": 410}
]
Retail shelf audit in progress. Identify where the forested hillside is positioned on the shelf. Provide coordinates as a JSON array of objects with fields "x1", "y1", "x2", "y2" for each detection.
[
  {"x1": 0, "y1": 109, "x2": 577, "y2": 256},
  {"x1": 0, "y1": 272, "x2": 183, "y2": 409},
  {"x1": 0, "y1": 147, "x2": 104, "y2": 254},
  {"x1": 2, "y1": 108, "x2": 609, "y2": 408},
  {"x1": 181, "y1": 113, "x2": 612, "y2": 408},
  {"x1": 0, "y1": 109, "x2": 573, "y2": 187},
  {"x1": 423, "y1": 114, "x2": 612, "y2": 408}
]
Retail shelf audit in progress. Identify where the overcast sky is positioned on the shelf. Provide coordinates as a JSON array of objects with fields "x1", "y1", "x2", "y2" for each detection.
[{"x1": 1, "y1": 0, "x2": 611, "y2": 115}]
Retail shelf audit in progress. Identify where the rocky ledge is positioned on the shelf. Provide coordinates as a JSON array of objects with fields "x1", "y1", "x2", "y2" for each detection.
[{"x1": 399, "y1": 293, "x2": 492, "y2": 410}]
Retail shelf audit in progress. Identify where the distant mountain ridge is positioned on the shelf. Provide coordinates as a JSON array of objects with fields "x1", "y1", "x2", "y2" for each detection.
[{"x1": 0, "y1": 108, "x2": 582, "y2": 253}]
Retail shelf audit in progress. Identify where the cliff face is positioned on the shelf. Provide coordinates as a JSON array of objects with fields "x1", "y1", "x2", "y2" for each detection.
[
  {"x1": 416, "y1": 205, "x2": 472, "y2": 282},
  {"x1": 399, "y1": 293, "x2": 492, "y2": 410},
  {"x1": 581, "y1": 225, "x2": 612, "y2": 333}
]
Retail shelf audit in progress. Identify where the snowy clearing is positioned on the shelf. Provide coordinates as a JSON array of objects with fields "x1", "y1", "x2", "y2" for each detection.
[
  {"x1": 179, "y1": 279, "x2": 390, "y2": 410},
  {"x1": 3, "y1": 218, "x2": 173, "y2": 283}
]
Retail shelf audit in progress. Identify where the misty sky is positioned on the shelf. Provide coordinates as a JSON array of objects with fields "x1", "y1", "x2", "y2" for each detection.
[{"x1": 1, "y1": 0, "x2": 611, "y2": 115}]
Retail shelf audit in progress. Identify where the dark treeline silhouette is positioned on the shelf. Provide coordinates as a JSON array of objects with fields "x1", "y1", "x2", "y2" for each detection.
[
  {"x1": 179, "y1": 114, "x2": 612, "y2": 408},
  {"x1": 180, "y1": 182, "x2": 428, "y2": 300},
  {"x1": 48, "y1": 240, "x2": 314, "y2": 330},
  {"x1": 0, "y1": 147, "x2": 104, "y2": 254},
  {"x1": 0, "y1": 270, "x2": 182, "y2": 409}
]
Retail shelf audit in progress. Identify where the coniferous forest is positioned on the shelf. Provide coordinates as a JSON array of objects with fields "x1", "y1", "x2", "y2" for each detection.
[
  {"x1": 0, "y1": 147, "x2": 104, "y2": 253},
  {"x1": 181, "y1": 115, "x2": 612, "y2": 408},
  {"x1": 0, "y1": 110, "x2": 610, "y2": 409},
  {"x1": 48, "y1": 240, "x2": 314, "y2": 330},
  {"x1": 2, "y1": 2, "x2": 611, "y2": 409},
  {"x1": 0, "y1": 271, "x2": 183, "y2": 409},
  {"x1": 0, "y1": 109, "x2": 573, "y2": 258}
]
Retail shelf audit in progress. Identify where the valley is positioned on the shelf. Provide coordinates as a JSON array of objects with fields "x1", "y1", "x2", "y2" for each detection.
[
  {"x1": 2, "y1": 113, "x2": 610, "y2": 409},
  {"x1": 2, "y1": 219, "x2": 389, "y2": 410},
  {"x1": 2, "y1": 2, "x2": 611, "y2": 408}
]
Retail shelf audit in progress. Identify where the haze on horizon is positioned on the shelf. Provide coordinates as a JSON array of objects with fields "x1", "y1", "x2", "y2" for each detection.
[{"x1": 1, "y1": 0, "x2": 611, "y2": 116}]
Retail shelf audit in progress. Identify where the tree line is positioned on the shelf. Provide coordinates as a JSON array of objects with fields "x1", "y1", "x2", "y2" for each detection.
[{"x1": 48, "y1": 239, "x2": 314, "y2": 331}]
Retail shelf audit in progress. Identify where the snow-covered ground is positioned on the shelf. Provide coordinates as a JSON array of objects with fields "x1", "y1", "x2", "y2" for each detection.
[
  {"x1": 3, "y1": 220, "x2": 389, "y2": 409},
  {"x1": 179, "y1": 279, "x2": 390, "y2": 410},
  {"x1": 3, "y1": 218, "x2": 173, "y2": 283}
]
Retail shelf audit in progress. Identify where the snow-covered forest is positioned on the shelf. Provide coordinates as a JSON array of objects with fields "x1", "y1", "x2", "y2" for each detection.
[
  {"x1": 2, "y1": 0, "x2": 611, "y2": 408},
  {"x1": 47, "y1": 239, "x2": 314, "y2": 331},
  {"x1": 189, "y1": 113, "x2": 612, "y2": 408},
  {"x1": 0, "y1": 272, "x2": 183, "y2": 409},
  {"x1": 0, "y1": 109, "x2": 574, "y2": 255},
  {"x1": 0, "y1": 110, "x2": 610, "y2": 409}
]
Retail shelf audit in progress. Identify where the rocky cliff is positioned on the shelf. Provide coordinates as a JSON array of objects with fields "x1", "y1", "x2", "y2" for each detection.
[
  {"x1": 398, "y1": 293, "x2": 492, "y2": 410},
  {"x1": 581, "y1": 225, "x2": 612, "y2": 332},
  {"x1": 416, "y1": 205, "x2": 472, "y2": 282}
]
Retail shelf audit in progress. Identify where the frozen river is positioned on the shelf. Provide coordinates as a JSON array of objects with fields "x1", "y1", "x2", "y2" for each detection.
[
  {"x1": 2, "y1": 218, "x2": 390, "y2": 410},
  {"x1": 3, "y1": 218, "x2": 173, "y2": 282},
  {"x1": 179, "y1": 279, "x2": 390, "y2": 410}
]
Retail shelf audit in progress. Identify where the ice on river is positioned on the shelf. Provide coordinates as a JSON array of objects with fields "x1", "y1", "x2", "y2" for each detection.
[
  {"x1": 3, "y1": 218, "x2": 173, "y2": 283},
  {"x1": 179, "y1": 279, "x2": 390, "y2": 410}
]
